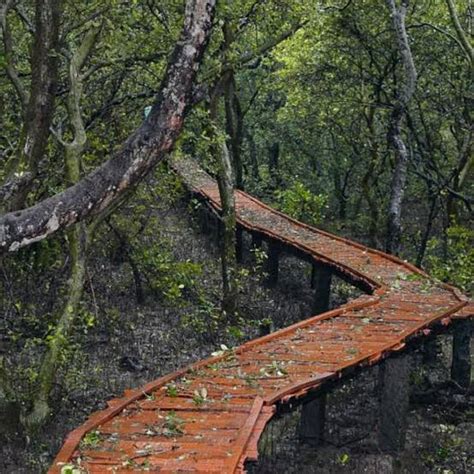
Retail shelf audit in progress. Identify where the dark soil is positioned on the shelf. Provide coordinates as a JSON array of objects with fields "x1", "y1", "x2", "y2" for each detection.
[{"x1": 0, "y1": 192, "x2": 472, "y2": 473}]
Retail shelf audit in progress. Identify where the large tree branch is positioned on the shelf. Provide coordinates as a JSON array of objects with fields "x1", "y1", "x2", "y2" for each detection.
[{"x1": 0, "y1": 0, "x2": 217, "y2": 253}]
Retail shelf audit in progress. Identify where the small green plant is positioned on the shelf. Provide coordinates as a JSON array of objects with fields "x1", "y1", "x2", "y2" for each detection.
[
  {"x1": 337, "y1": 452, "x2": 350, "y2": 466},
  {"x1": 81, "y1": 430, "x2": 101, "y2": 448},
  {"x1": 192, "y1": 387, "x2": 208, "y2": 405},
  {"x1": 60, "y1": 465, "x2": 82, "y2": 474},
  {"x1": 162, "y1": 411, "x2": 184, "y2": 437},
  {"x1": 165, "y1": 383, "x2": 179, "y2": 398}
]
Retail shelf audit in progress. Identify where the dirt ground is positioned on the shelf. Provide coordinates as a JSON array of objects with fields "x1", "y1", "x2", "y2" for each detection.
[{"x1": 0, "y1": 198, "x2": 472, "y2": 473}]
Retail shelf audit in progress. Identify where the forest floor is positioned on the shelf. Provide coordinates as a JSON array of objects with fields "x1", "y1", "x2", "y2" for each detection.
[{"x1": 1, "y1": 192, "x2": 472, "y2": 473}]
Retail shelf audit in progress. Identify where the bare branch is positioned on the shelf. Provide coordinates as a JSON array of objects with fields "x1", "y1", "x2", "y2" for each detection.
[{"x1": 408, "y1": 23, "x2": 465, "y2": 54}]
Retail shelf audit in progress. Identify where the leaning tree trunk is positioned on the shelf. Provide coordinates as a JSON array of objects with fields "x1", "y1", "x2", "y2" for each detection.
[
  {"x1": 3, "y1": 0, "x2": 62, "y2": 211},
  {"x1": 0, "y1": 0, "x2": 217, "y2": 253},
  {"x1": 385, "y1": 0, "x2": 417, "y2": 256}
]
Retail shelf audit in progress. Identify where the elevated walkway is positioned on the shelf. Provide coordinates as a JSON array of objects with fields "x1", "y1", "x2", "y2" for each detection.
[{"x1": 50, "y1": 157, "x2": 471, "y2": 473}]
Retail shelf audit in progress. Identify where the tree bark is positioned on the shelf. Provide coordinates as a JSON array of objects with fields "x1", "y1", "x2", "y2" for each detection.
[
  {"x1": 0, "y1": 0, "x2": 28, "y2": 108},
  {"x1": 3, "y1": 0, "x2": 62, "y2": 211},
  {"x1": 445, "y1": 0, "x2": 474, "y2": 66},
  {"x1": 224, "y1": 73, "x2": 244, "y2": 189},
  {"x1": 0, "y1": 0, "x2": 217, "y2": 253},
  {"x1": 216, "y1": 141, "x2": 238, "y2": 317},
  {"x1": 385, "y1": 0, "x2": 417, "y2": 256},
  {"x1": 23, "y1": 223, "x2": 88, "y2": 430},
  {"x1": 22, "y1": 24, "x2": 100, "y2": 430}
]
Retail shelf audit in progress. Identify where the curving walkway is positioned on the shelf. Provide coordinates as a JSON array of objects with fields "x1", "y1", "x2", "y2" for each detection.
[{"x1": 50, "y1": 157, "x2": 471, "y2": 473}]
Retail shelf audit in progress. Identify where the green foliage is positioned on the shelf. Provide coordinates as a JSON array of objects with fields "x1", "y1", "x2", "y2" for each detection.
[
  {"x1": 136, "y1": 244, "x2": 203, "y2": 304},
  {"x1": 165, "y1": 383, "x2": 179, "y2": 398},
  {"x1": 422, "y1": 424, "x2": 464, "y2": 468},
  {"x1": 426, "y1": 226, "x2": 474, "y2": 295},
  {"x1": 275, "y1": 182, "x2": 328, "y2": 225},
  {"x1": 162, "y1": 411, "x2": 184, "y2": 437},
  {"x1": 337, "y1": 453, "x2": 350, "y2": 466},
  {"x1": 80, "y1": 430, "x2": 101, "y2": 448}
]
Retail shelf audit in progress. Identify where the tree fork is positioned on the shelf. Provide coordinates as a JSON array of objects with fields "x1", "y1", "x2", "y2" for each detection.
[{"x1": 2, "y1": 0, "x2": 62, "y2": 211}]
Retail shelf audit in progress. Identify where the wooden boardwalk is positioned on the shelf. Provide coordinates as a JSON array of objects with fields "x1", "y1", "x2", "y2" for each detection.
[{"x1": 50, "y1": 158, "x2": 471, "y2": 473}]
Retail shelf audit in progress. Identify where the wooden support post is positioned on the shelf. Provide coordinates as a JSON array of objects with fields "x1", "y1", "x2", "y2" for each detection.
[
  {"x1": 251, "y1": 233, "x2": 262, "y2": 249},
  {"x1": 378, "y1": 355, "x2": 411, "y2": 453},
  {"x1": 203, "y1": 211, "x2": 219, "y2": 244},
  {"x1": 299, "y1": 392, "x2": 327, "y2": 446},
  {"x1": 236, "y1": 228, "x2": 243, "y2": 263},
  {"x1": 265, "y1": 240, "x2": 280, "y2": 287},
  {"x1": 311, "y1": 264, "x2": 332, "y2": 314},
  {"x1": 258, "y1": 319, "x2": 273, "y2": 337},
  {"x1": 422, "y1": 337, "x2": 440, "y2": 365},
  {"x1": 451, "y1": 320, "x2": 472, "y2": 389}
]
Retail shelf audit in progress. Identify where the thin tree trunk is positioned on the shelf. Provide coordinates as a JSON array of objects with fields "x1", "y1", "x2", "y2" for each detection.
[
  {"x1": 3, "y1": 0, "x2": 62, "y2": 211},
  {"x1": 224, "y1": 74, "x2": 244, "y2": 189},
  {"x1": 268, "y1": 142, "x2": 280, "y2": 189},
  {"x1": 23, "y1": 25, "x2": 100, "y2": 430},
  {"x1": 246, "y1": 130, "x2": 260, "y2": 182},
  {"x1": 444, "y1": 3, "x2": 474, "y2": 226},
  {"x1": 23, "y1": 224, "x2": 87, "y2": 429},
  {"x1": 216, "y1": 142, "x2": 238, "y2": 317},
  {"x1": 207, "y1": 17, "x2": 240, "y2": 318},
  {"x1": 385, "y1": 0, "x2": 417, "y2": 256}
]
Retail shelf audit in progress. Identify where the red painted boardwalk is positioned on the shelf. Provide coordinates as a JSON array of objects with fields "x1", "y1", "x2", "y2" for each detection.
[{"x1": 50, "y1": 158, "x2": 471, "y2": 473}]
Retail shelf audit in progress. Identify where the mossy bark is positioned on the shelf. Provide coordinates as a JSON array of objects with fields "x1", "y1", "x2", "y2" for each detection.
[
  {"x1": 23, "y1": 224, "x2": 87, "y2": 430},
  {"x1": 23, "y1": 26, "x2": 98, "y2": 430}
]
